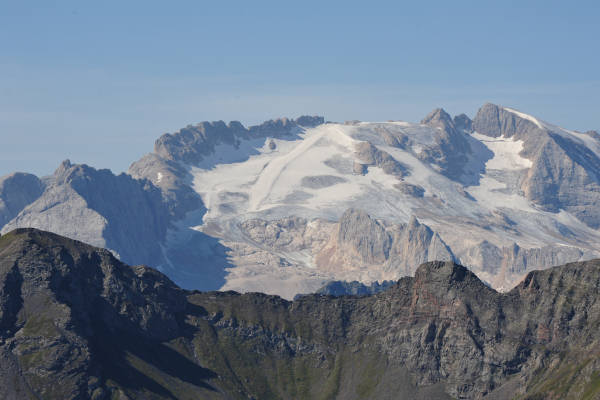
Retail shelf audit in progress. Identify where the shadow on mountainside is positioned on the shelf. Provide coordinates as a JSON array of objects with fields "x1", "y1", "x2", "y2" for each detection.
[
  {"x1": 193, "y1": 133, "x2": 304, "y2": 171},
  {"x1": 163, "y1": 225, "x2": 233, "y2": 292},
  {"x1": 457, "y1": 133, "x2": 494, "y2": 186},
  {"x1": 90, "y1": 324, "x2": 219, "y2": 398}
]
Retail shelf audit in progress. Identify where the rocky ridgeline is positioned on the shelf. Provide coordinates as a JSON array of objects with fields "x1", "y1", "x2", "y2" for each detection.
[
  {"x1": 0, "y1": 172, "x2": 44, "y2": 227},
  {"x1": 153, "y1": 115, "x2": 324, "y2": 165},
  {"x1": 238, "y1": 210, "x2": 455, "y2": 288},
  {"x1": 1, "y1": 160, "x2": 170, "y2": 267},
  {"x1": 313, "y1": 279, "x2": 396, "y2": 297},
  {"x1": 0, "y1": 228, "x2": 599, "y2": 399},
  {"x1": 419, "y1": 108, "x2": 472, "y2": 181},
  {"x1": 0, "y1": 116, "x2": 325, "y2": 289},
  {"x1": 2, "y1": 105, "x2": 600, "y2": 299},
  {"x1": 474, "y1": 103, "x2": 600, "y2": 229}
]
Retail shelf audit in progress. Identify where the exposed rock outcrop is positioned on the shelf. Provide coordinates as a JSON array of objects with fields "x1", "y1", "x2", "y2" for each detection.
[
  {"x1": 419, "y1": 108, "x2": 473, "y2": 181},
  {"x1": 154, "y1": 116, "x2": 324, "y2": 165},
  {"x1": 240, "y1": 216, "x2": 333, "y2": 253},
  {"x1": 394, "y1": 182, "x2": 426, "y2": 197},
  {"x1": 384, "y1": 216, "x2": 455, "y2": 275},
  {"x1": 0, "y1": 172, "x2": 44, "y2": 226},
  {"x1": 354, "y1": 142, "x2": 408, "y2": 177},
  {"x1": 128, "y1": 153, "x2": 203, "y2": 220},
  {"x1": 1, "y1": 229, "x2": 599, "y2": 399},
  {"x1": 1, "y1": 161, "x2": 170, "y2": 267},
  {"x1": 337, "y1": 208, "x2": 391, "y2": 264},
  {"x1": 453, "y1": 113, "x2": 473, "y2": 132},
  {"x1": 315, "y1": 210, "x2": 455, "y2": 280},
  {"x1": 472, "y1": 103, "x2": 544, "y2": 139},
  {"x1": 473, "y1": 103, "x2": 600, "y2": 229}
]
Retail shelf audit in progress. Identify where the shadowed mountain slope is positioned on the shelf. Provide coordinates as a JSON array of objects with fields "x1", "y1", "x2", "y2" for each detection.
[
  {"x1": 3, "y1": 105, "x2": 600, "y2": 298},
  {"x1": 0, "y1": 228, "x2": 599, "y2": 399}
]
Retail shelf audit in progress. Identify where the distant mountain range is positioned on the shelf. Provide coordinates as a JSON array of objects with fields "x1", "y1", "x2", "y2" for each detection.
[
  {"x1": 2, "y1": 104, "x2": 600, "y2": 298},
  {"x1": 0, "y1": 228, "x2": 598, "y2": 399}
]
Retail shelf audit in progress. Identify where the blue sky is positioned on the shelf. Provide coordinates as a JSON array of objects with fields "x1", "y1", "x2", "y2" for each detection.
[{"x1": 1, "y1": 0, "x2": 599, "y2": 177}]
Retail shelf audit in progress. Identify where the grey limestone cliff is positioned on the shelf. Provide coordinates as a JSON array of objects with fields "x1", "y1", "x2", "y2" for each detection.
[
  {"x1": 315, "y1": 209, "x2": 455, "y2": 280},
  {"x1": 354, "y1": 142, "x2": 409, "y2": 178},
  {"x1": 337, "y1": 208, "x2": 392, "y2": 264},
  {"x1": 473, "y1": 103, "x2": 600, "y2": 229},
  {"x1": 0, "y1": 172, "x2": 44, "y2": 227},
  {"x1": 153, "y1": 116, "x2": 324, "y2": 165},
  {"x1": 419, "y1": 108, "x2": 473, "y2": 181},
  {"x1": 1, "y1": 160, "x2": 170, "y2": 267}
]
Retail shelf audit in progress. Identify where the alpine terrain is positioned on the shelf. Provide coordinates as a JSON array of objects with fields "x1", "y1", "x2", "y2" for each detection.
[
  {"x1": 2, "y1": 104, "x2": 600, "y2": 299},
  {"x1": 1, "y1": 228, "x2": 599, "y2": 399}
]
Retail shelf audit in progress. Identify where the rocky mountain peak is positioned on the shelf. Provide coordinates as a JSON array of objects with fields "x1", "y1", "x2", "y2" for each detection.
[
  {"x1": 407, "y1": 215, "x2": 422, "y2": 230},
  {"x1": 53, "y1": 159, "x2": 73, "y2": 177},
  {"x1": 295, "y1": 115, "x2": 325, "y2": 127},
  {"x1": 2, "y1": 228, "x2": 599, "y2": 399},
  {"x1": 420, "y1": 108, "x2": 454, "y2": 130},
  {"x1": 153, "y1": 115, "x2": 324, "y2": 164},
  {"x1": 53, "y1": 161, "x2": 86, "y2": 182},
  {"x1": 472, "y1": 103, "x2": 544, "y2": 138},
  {"x1": 413, "y1": 260, "x2": 487, "y2": 293},
  {"x1": 337, "y1": 208, "x2": 390, "y2": 264},
  {"x1": 453, "y1": 113, "x2": 473, "y2": 132},
  {"x1": 417, "y1": 108, "x2": 473, "y2": 182},
  {"x1": 227, "y1": 120, "x2": 245, "y2": 131},
  {"x1": 0, "y1": 173, "x2": 44, "y2": 227}
]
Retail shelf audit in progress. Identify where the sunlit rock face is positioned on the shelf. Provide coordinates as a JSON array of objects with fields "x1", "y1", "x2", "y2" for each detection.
[{"x1": 3, "y1": 106, "x2": 600, "y2": 299}]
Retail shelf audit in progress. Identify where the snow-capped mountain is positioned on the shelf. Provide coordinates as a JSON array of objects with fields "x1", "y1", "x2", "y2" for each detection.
[{"x1": 3, "y1": 104, "x2": 600, "y2": 299}]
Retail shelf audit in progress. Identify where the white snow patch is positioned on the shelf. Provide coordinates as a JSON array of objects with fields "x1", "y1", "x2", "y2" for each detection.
[
  {"x1": 191, "y1": 124, "x2": 370, "y2": 222},
  {"x1": 156, "y1": 172, "x2": 163, "y2": 183},
  {"x1": 467, "y1": 175, "x2": 536, "y2": 212},
  {"x1": 503, "y1": 107, "x2": 600, "y2": 158},
  {"x1": 465, "y1": 133, "x2": 535, "y2": 213},
  {"x1": 543, "y1": 123, "x2": 600, "y2": 158},
  {"x1": 171, "y1": 120, "x2": 600, "y2": 298},
  {"x1": 503, "y1": 107, "x2": 543, "y2": 129},
  {"x1": 472, "y1": 132, "x2": 532, "y2": 170},
  {"x1": 247, "y1": 125, "x2": 358, "y2": 212}
]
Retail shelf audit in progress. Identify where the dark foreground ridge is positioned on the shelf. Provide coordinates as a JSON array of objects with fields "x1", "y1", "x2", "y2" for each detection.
[{"x1": 0, "y1": 228, "x2": 599, "y2": 399}]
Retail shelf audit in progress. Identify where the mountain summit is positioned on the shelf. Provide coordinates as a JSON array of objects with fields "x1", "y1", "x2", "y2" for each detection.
[
  {"x1": 0, "y1": 228, "x2": 599, "y2": 399},
  {"x1": 2, "y1": 104, "x2": 600, "y2": 298}
]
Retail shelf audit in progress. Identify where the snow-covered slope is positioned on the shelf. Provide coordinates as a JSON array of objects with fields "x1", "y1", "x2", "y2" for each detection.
[
  {"x1": 142, "y1": 107, "x2": 600, "y2": 297},
  {"x1": 3, "y1": 105, "x2": 600, "y2": 299}
]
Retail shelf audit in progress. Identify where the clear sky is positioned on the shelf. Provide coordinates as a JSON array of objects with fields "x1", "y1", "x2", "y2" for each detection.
[{"x1": 1, "y1": 0, "x2": 599, "y2": 177}]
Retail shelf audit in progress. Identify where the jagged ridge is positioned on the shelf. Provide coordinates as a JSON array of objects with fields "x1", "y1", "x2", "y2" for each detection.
[{"x1": 0, "y1": 228, "x2": 599, "y2": 399}]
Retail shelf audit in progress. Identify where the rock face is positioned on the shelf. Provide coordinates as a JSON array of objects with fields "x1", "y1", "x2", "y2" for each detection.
[
  {"x1": 154, "y1": 116, "x2": 324, "y2": 165},
  {"x1": 453, "y1": 113, "x2": 473, "y2": 132},
  {"x1": 2, "y1": 105, "x2": 600, "y2": 301},
  {"x1": 313, "y1": 279, "x2": 396, "y2": 297},
  {"x1": 336, "y1": 208, "x2": 391, "y2": 264},
  {"x1": 419, "y1": 108, "x2": 472, "y2": 181},
  {"x1": 385, "y1": 216, "x2": 455, "y2": 275},
  {"x1": 315, "y1": 211, "x2": 455, "y2": 281},
  {"x1": 0, "y1": 172, "x2": 44, "y2": 226},
  {"x1": 472, "y1": 103, "x2": 543, "y2": 138},
  {"x1": 354, "y1": 142, "x2": 408, "y2": 178},
  {"x1": 473, "y1": 102, "x2": 600, "y2": 229},
  {"x1": 128, "y1": 153, "x2": 203, "y2": 220},
  {"x1": 1, "y1": 160, "x2": 170, "y2": 267},
  {"x1": 1, "y1": 228, "x2": 599, "y2": 399},
  {"x1": 236, "y1": 211, "x2": 456, "y2": 297}
]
